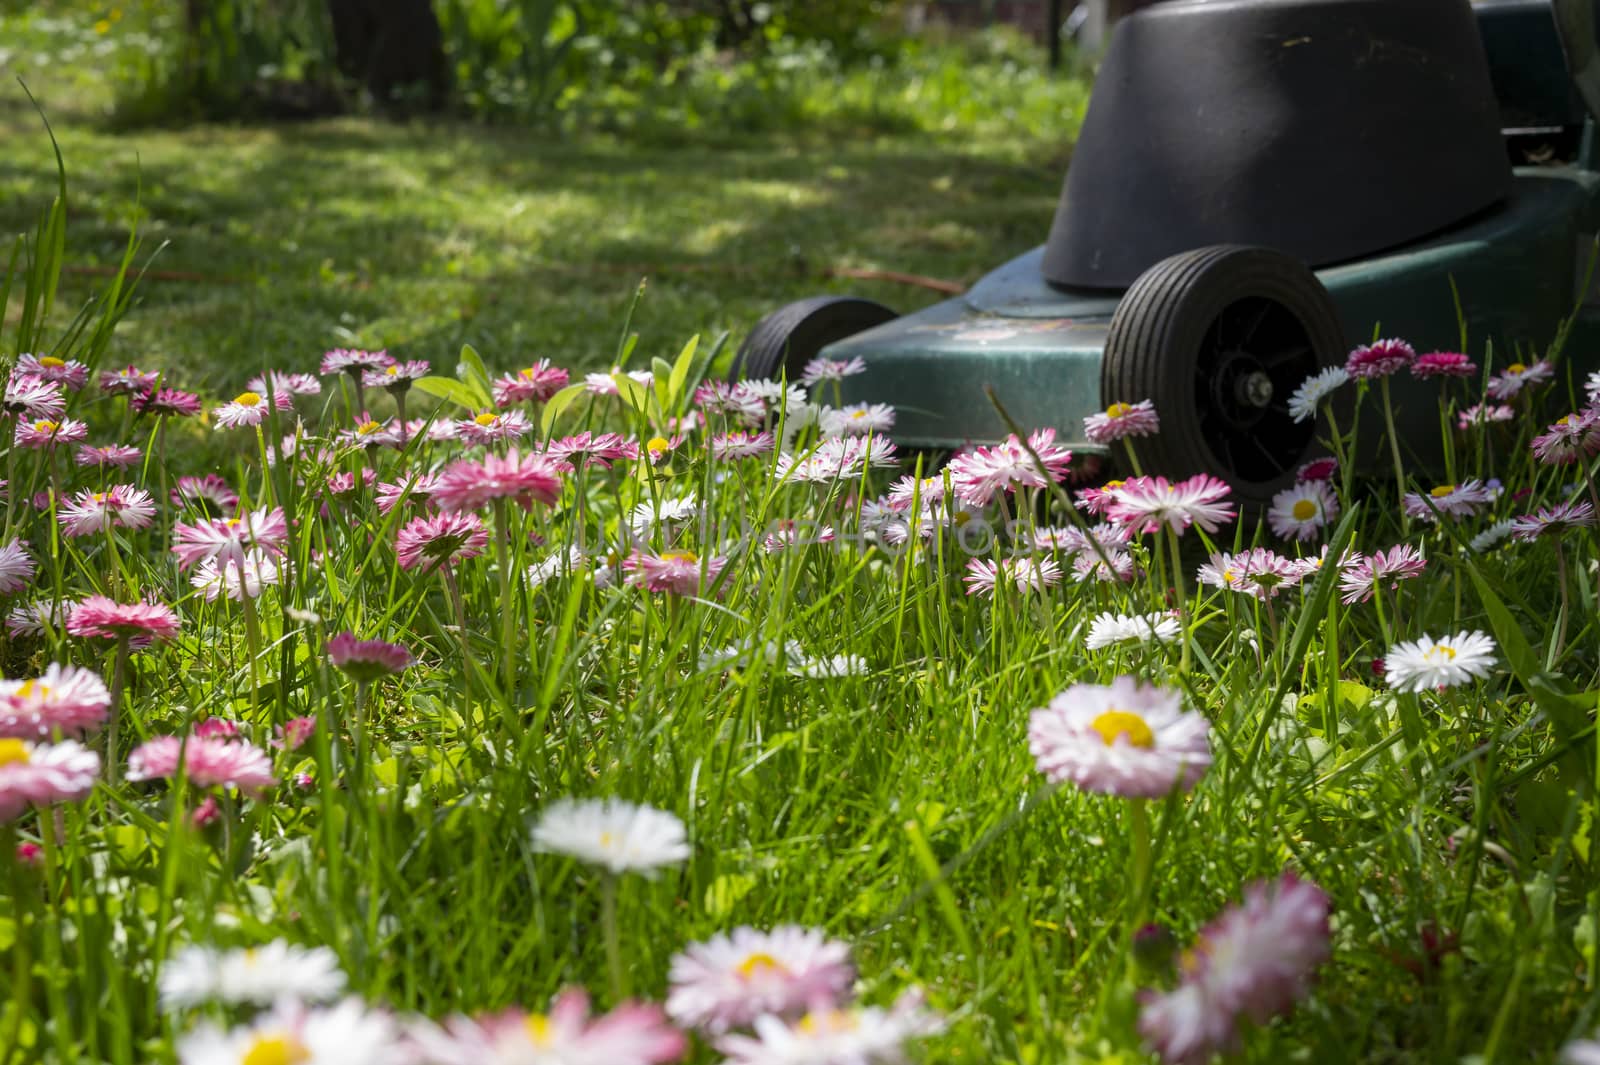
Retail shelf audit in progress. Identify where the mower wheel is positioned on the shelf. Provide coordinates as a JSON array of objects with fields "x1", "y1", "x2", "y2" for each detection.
[
  {"x1": 1101, "y1": 245, "x2": 1345, "y2": 509},
  {"x1": 730, "y1": 296, "x2": 898, "y2": 382}
]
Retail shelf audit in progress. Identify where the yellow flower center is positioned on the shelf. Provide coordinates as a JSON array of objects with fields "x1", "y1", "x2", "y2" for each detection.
[
  {"x1": 235, "y1": 391, "x2": 262, "y2": 407},
  {"x1": 1507, "y1": 363, "x2": 1526, "y2": 374},
  {"x1": 1558, "y1": 416, "x2": 1571, "y2": 427},
  {"x1": 736, "y1": 952, "x2": 788, "y2": 979},
  {"x1": 240, "y1": 1035, "x2": 310, "y2": 1065},
  {"x1": 523, "y1": 1014, "x2": 552, "y2": 1046},
  {"x1": 1430, "y1": 485, "x2": 1455, "y2": 499},
  {"x1": 1105, "y1": 402, "x2": 1133, "y2": 418},
  {"x1": 850, "y1": 409, "x2": 868, "y2": 419},
  {"x1": 385, "y1": 365, "x2": 400, "y2": 376},
  {"x1": 519, "y1": 367, "x2": 539, "y2": 380},
  {"x1": 647, "y1": 436, "x2": 670, "y2": 455},
  {"x1": 1104, "y1": 479, "x2": 1125, "y2": 490},
  {"x1": 0, "y1": 739, "x2": 30, "y2": 767},
  {"x1": 357, "y1": 420, "x2": 382, "y2": 435},
  {"x1": 1291, "y1": 499, "x2": 1318, "y2": 521},
  {"x1": 1221, "y1": 569, "x2": 1238, "y2": 585},
  {"x1": 799, "y1": 1010, "x2": 858, "y2": 1035},
  {"x1": 34, "y1": 420, "x2": 58, "y2": 432},
  {"x1": 1090, "y1": 709, "x2": 1155, "y2": 749},
  {"x1": 661, "y1": 550, "x2": 698, "y2": 564},
  {"x1": 16, "y1": 681, "x2": 48, "y2": 700},
  {"x1": 1425, "y1": 643, "x2": 1458, "y2": 662},
  {"x1": 38, "y1": 356, "x2": 65, "y2": 369},
  {"x1": 474, "y1": 412, "x2": 498, "y2": 426}
]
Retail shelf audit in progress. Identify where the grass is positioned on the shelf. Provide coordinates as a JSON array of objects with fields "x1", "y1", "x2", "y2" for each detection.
[{"x1": 4, "y1": 8, "x2": 1600, "y2": 1065}]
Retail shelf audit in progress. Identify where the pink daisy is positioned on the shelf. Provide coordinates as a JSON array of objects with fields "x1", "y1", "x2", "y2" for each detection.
[
  {"x1": 762, "y1": 521, "x2": 835, "y2": 553},
  {"x1": 1338, "y1": 544, "x2": 1427, "y2": 604},
  {"x1": 212, "y1": 390, "x2": 292, "y2": 430},
  {"x1": 395, "y1": 512, "x2": 490, "y2": 572},
  {"x1": 191, "y1": 550, "x2": 281, "y2": 602},
  {"x1": 324, "y1": 469, "x2": 376, "y2": 499},
  {"x1": 1401, "y1": 480, "x2": 1494, "y2": 522},
  {"x1": 695, "y1": 381, "x2": 768, "y2": 426},
  {"x1": 173, "y1": 507, "x2": 288, "y2": 569},
  {"x1": 275, "y1": 716, "x2": 317, "y2": 751},
  {"x1": 1075, "y1": 480, "x2": 1126, "y2": 517},
  {"x1": 74, "y1": 444, "x2": 143, "y2": 468},
  {"x1": 666, "y1": 926, "x2": 855, "y2": 1034},
  {"x1": 710, "y1": 430, "x2": 775, "y2": 461},
  {"x1": 1105, "y1": 474, "x2": 1235, "y2": 536},
  {"x1": 15, "y1": 417, "x2": 88, "y2": 448},
  {"x1": 1531, "y1": 410, "x2": 1600, "y2": 465},
  {"x1": 963, "y1": 556, "x2": 1062, "y2": 597},
  {"x1": 6, "y1": 599, "x2": 66, "y2": 638},
  {"x1": 171, "y1": 474, "x2": 239, "y2": 515},
  {"x1": 131, "y1": 388, "x2": 203, "y2": 418},
  {"x1": 643, "y1": 434, "x2": 687, "y2": 465},
  {"x1": 1029, "y1": 677, "x2": 1212, "y2": 798},
  {"x1": 946, "y1": 429, "x2": 1073, "y2": 506},
  {"x1": 246, "y1": 370, "x2": 323, "y2": 397},
  {"x1": 775, "y1": 436, "x2": 899, "y2": 485},
  {"x1": 16, "y1": 353, "x2": 89, "y2": 390},
  {"x1": 57, "y1": 485, "x2": 157, "y2": 538},
  {"x1": 99, "y1": 365, "x2": 163, "y2": 395},
  {"x1": 800, "y1": 355, "x2": 867, "y2": 386},
  {"x1": 433, "y1": 448, "x2": 564, "y2": 513},
  {"x1": 493, "y1": 360, "x2": 570, "y2": 406},
  {"x1": 1084, "y1": 399, "x2": 1160, "y2": 444},
  {"x1": 0, "y1": 540, "x2": 35, "y2": 595},
  {"x1": 127, "y1": 735, "x2": 276, "y2": 795},
  {"x1": 1457, "y1": 403, "x2": 1515, "y2": 430},
  {"x1": 66, "y1": 596, "x2": 181, "y2": 645},
  {"x1": 0, "y1": 738, "x2": 100, "y2": 821},
  {"x1": 320, "y1": 348, "x2": 394, "y2": 376},
  {"x1": 1410, "y1": 352, "x2": 1476, "y2": 379},
  {"x1": 1295, "y1": 456, "x2": 1338, "y2": 483},
  {"x1": 327, "y1": 632, "x2": 414, "y2": 682},
  {"x1": 715, "y1": 990, "x2": 942, "y2": 1065},
  {"x1": 1344, "y1": 338, "x2": 1415, "y2": 379},
  {"x1": 375, "y1": 474, "x2": 441, "y2": 514},
  {"x1": 455, "y1": 409, "x2": 533, "y2": 446},
  {"x1": 361, "y1": 359, "x2": 430, "y2": 392},
  {"x1": 3, "y1": 374, "x2": 65, "y2": 420},
  {"x1": 544, "y1": 431, "x2": 640, "y2": 470},
  {"x1": 1486, "y1": 359, "x2": 1554, "y2": 400},
  {"x1": 193, "y1": 717, "x2": 241, "y2": 739},
  {"x1": 1512, "y1": 500, "x2": 1596, "y2": 540},
  {"x1": 0, "y1": 664, "x2": 112, "y2": 738},
  {"x1": 1197, "y1": 548, "x2": 1303, "y2": 600},
  {"x1": 624, "y1": 549, "x2": 730, "y2": 596},
  {"x1": 413, "y1": 990, "x2": 685, "y2": 1065}
]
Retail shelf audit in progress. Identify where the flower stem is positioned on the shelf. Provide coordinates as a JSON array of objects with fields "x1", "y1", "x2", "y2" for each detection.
[
  {"x1": 1165, "y1": 528, "x2": 1190, "y2": 674},
  {"x1": 1379, "y1": 377, "x2": 1408, "y2": 529},
  {"x1": 440, "y1": 563, "x2": 475, "y2": 728},
  {"x1": 106, "y1": 635, "x2": 130, "y2": 787},
  {"x1": 494, "y1": 499, "x2": 516, "y2": 695},
  {"x1": 2, "y1": 825, "x2": 33, "y2": 1065},
  {"x1": 1125, "y1": 798, "x2": 1153, "y2": 978},
  {"x1": 602, "y1": 873, "x2": 626, "y2": 1001}
]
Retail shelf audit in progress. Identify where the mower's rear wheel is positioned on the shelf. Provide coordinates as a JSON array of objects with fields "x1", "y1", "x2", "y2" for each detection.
[
  {"x1": 1100, "y1": 245, "x2": 1345, "y2": 510},
  {"x1": 730, "y1": 296, "x2": 898, "y2": 382}
]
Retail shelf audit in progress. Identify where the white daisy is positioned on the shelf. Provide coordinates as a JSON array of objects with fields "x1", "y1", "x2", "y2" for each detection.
[
  {"x1": 175, "y1": 997, "x2": 400, "y2": 1065},
  {"x1": 1085, "y1": 612, "x2": 1180, "y2": 651},
  {"x1": 530, "y1": 798, "x2": 689, "y2": 877},
  {"x1": 1469, "y1": 520, "x2": 1516, "y2": 554},
  {"x1": 159, "y1": 941, "x2": 347, "y2": 1011},
  {"x1": 790, "y1": 654, "x2": 869, "y2": 679},
  {"x1": 667, "y1": 925, "x2": 855, "y2": 1033},
  {"x1": 1286, "y1": 367, "x2": 1350, "y2": 423},
  {"x1": 1384, "y1": 631, "x2": 1497, "y2": 692},
  {"x1": 1267, "y1": 481, "x2": 1338, "y2": 541},
  {"x1": 716, "y1": 989, "x2": 943, "y2": 1065},
  {"x1": 819, "y1": 403, "x2": 896, "y2": 437}
]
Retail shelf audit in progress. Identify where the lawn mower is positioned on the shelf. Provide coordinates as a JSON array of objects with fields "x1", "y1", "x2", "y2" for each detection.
[{"x1": 731, "y1": 0, "x2": 1600, "y2": 506}]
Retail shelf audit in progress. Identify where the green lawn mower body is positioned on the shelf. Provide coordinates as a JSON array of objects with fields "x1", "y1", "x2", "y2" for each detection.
[{"x1": 735, "y1": 0, "x2": 1600, "y2": 505}]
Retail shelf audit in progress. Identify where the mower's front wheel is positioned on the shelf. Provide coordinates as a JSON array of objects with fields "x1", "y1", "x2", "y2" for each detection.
[
  {"x1": 1100, "y1": 245, "x2": 1345, "y2": 510},
  {"x1": 730, "y1": 296, "x2": 898, "y2": 382}
]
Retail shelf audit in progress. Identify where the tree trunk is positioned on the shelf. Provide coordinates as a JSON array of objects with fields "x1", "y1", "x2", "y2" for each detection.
[{"x1": 325, "y1": 0, "x2": 449, "y2": 108}]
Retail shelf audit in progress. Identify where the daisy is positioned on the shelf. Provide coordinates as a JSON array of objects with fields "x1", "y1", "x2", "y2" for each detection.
[
  {"x1": 1344, "y1": 338, "x2": 1415, "y2": 379},
  {"x1": 1564, "y1": 1039, "x2": 1600, "y2": 1065},
  {"x1": 763, "y1": 521, "x2": 836, "y2": 553},
  {"x1": 1338, "y1": 545, "x2": 1427, "y2": 604},
  {"x1": 710, "y1": 430, "x2": 775, "y2": 461},
  {"x1": 15, "y1": 417, "x2": 88, "y2": 448},
  {"x1": 0, "y1": 540, "x2": 35, "y2": 595},
  {"x1": 175, "y1": 997, "x2": 400, "y2": 1065},
  {"x1": 790, "y1": 653, "x2": 870, "y2": 679},
  {"x1": 168, "y1": 474, "x2": 238, "y2": 516},
  {"x1": 433, "y1": 449, "x2": 564, "y2": 512},
  {"x1": 0, "y1": 738, "x2": 100, "y2": 821},
  {"x1": 1295, "y1": 456, "x2": 1338, "y2": 483},
  {"x1": 2, "y1": 374, "x2": 65, "y2": 419},
  {"x1": 1411, "y1": 352, "x2": 1476, "y2": 379},
  {"x1": 695, "y1": 381, "x2": 769, "y2": 426},
  {"x1": 1073, "y1": 548, "x2": 1138, "y2": 583},
  {"x1": 585, "y1": 366, "x2": 656, "y2": 396},
  {"x1": 1512, "y1": 500, "x2": 1596, "y2": 540},
  {"x1": 819, "y1": 403, "x2": 896, "y2": 437},
  {"x1": 6, "y1": 599, "x2": 66, "y2": 638},
  {"x1": 0, "y1": 663, "x2": 112, "y2": 738},
  {"x1": 738, "y1": 379, "x2": 812, "y2": 422},
  {"x1": 625, "y1": 549, "x2": 729, "y2": 596},
  {"x1": 1085, "y1": 612, "x2": 1180, "y2": 651},
  {"x1": 133, "y1": 387, "x2": 203, "y2": 418},
  {"x1": 395, "y1": 512, "x2": 490, "y2": 573},
  {"x1": 414, "y1": 990, "x2": 686, "y2": 1065},
  {"x1": 1267, "y1": 481, "x2": 1338, "y2": 541},
  {"x1": 211, "y1": 390, "x2": 292, "y2": 430},
  {"x1": 159, "y1": 941, "x2": 347, "y2": 1011},
  {"x1": 1084, "y1": 399, "x2": 1160, "y2": 444},
  {"x1": 1457, "y1": 403, "x2": 1515, "y2": 430},
  {"x1": 1402, "y1": 480, "x2": 1493, "y2": 522},
  {"x1": 340, "y1": 416, "x2": 404, "y2": 450},
  {"x1": 74, "y1": 444, "x2": 142, "y2": 468},
  {"x1": 716, "y1": 989, "x2": 942, "y2": 1065},
  {"x1": 628, "y1": 495, "x2": 701, "y2": 538},
  {"x1": 493, "y1": 360, "x2": 570, "y2": 406},
  {"x1": 171, "y1": 506, "x2": 288, "y2": 569},
  {"x1": 1028, "y1": 677, "x2": 1212, "y2": 798},
  {"x1": 667, "y1": 926, "x2": 855, "y2": 1033},
  {"x1": 776, "y1": 436, "x2": 899, "y2": 485},
  {"x1": 1531, "y1": 410, "x2": 1600, "y2": 465},
  {"x1": 191, "y1": 551, "x2": 281, "y2": 602},
  {"x1": 246, "y1": 370, "x2": 322, "y2": 397},
  {"x1": 361, "y1": 359, "x2": 429, "y2": 393},
  {"x1": 963, "y1": 556, "x2": 1062, "y2": 596},
  {"x1": 530, "y1": 798, "x2": 689, "y2": 876},
  {"x1": 375, "y1": 474, "x2": 440, "y2": 514},
  {"x1": 16, "y1": 353, "x2": 89, "y2": 390},
  {"x1": 127, "y1": 735, "x2": 277, "y2": 794},
  {"x1": 1199, "y1": 548, "x2": 1303, "y2": 599},
  {"x1": 886, "y1": 474, "x2": 947, "y2": 511},
  {"x1": 275, "y1": 717, "x2": 316, "y2": 751},
  {"x1": 1106, "y1": 474, "x2": 1235, "y2": 536},
  {"x1": 1469, "y1": 520, "x2": 1516, "y2": 554},
  {"x1": 320, "y1": 348, "x2": 394, "y2": 376},
  {"x1": 544, "y1": 431, "x2": 640, "y2": 469},
  {"x1": 800, "y1": 355, "x2": 867, "y2": 386},
  {"x1": 324, "y1": 469, "x2": 377, "y2": 499},
  {"x1": 1286, "y1": 367, "x2": 1350, "y2": 422},
  {"x1": 946, "y1": 429, "x2": 1072, "y2": 505},
  {"x1": 327, "y1": 633, "x2": 413, "y2": 682},
  {"x1": 1486, "y1": 359, "x2": 1554, "y2": 400},
  {"x1": 456, "y1": 409, "x2": 533, "y2": 447},
  {"x1": 194, "y1": 718, "x2": 241, "y2": 740},
  {"x1": 1383, "y1": 631, "x2": 1497, "y2": 692},
  {"x1": 643, "y1": 434, "x2": 686, "y2": 465},
  {"x1": 57, "y1": 486, "x2": 158, "y2": 538}
]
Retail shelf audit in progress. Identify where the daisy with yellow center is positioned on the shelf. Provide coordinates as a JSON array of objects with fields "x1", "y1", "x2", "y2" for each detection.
[
  {"x1": 1266, "y1": 480, "x2": 1338, "y2": 541},
  {"x1": 667, "y1": 925, "x2": 855, "y2": 1033},
  {"x1": 1028, "y1": 676, "x2": 1212, "y2": 798},
  {"x1": 1383, "y1": 630, "x2": 1497, "y2": 692},
  {"x1": 240, "y1": 1035, "x2": 310, "y2": 1065}
]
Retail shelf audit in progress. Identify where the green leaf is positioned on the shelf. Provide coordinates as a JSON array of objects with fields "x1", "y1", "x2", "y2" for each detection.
[
  {"x1": 612, "y1": 371, "x2": 651, "y2": 413},
  {"x1": 668, "y1": 333, "x2": 700, "y2": 411},
  {"x1": 412, "y1": 375, "x2": 484, "y2": 411},
  {"x1": 455, "y1": 344, "x2": 493, "y2": 408},
  {"x1": 651, "y1": 356, "x2": 673, "y2": 411},
  {"x1": 540, "y1": 382, "x2": 589, "y2": 436},
  {"x1": 704, "y1": 873, "x2": 756, "y2": 920},
  {"x1": 1466, "y1": 566, "x2": 1540, "y2": 679}
]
